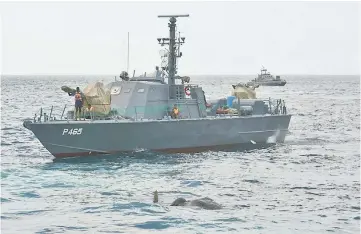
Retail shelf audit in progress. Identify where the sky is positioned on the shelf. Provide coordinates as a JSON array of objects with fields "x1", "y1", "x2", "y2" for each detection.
[{"x1": 0, "y1": 1, "x2": 360, "y2": 75}]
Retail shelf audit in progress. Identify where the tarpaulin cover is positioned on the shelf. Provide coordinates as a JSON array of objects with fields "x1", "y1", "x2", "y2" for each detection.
[
  {"x1": 231, "y1": 85, "x2": 257, "y2": 99},
  {"x1": 82, "y1": 82, "x2": 111, "y2": 115}
]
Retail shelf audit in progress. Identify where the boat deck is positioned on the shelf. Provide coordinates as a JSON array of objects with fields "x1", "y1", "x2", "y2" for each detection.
[{"x1": 29, "y1": 113, "x2": 291, "y2": 125}]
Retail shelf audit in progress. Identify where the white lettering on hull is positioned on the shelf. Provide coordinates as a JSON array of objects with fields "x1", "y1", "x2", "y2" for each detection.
[{"x1": 62, "y1": 128, "x2": 83, "y2": 135}]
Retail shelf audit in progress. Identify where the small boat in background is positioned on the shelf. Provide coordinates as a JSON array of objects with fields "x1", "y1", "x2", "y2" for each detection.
[{"x1": 247, "y1": 66, "x2": 287, "y2": 86}]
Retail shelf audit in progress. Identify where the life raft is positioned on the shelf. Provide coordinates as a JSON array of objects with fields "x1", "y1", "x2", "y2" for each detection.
[{"x1": 184, "y1": 86, "x2": 191, "y2": 96}]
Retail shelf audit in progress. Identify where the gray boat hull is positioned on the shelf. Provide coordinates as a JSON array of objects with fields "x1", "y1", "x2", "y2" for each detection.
[
  {"x1": 23, "y1": 115, "x2": 291, "y2": 158},
  {"x1": 248, "y1": 81, "x2": 287, "y2": 86},
  {"x1": 258, "y1": 81, "x2": 286, "y2": 86}
]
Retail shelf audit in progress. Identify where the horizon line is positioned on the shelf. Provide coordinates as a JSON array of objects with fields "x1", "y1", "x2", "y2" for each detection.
[{"x1": 1, "y1": 73, "x2": 360, "y2": 77}]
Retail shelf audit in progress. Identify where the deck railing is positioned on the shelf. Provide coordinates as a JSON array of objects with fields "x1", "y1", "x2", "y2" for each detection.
[
  {"x1": 267, "y1": 98, "x2": 288, "y2": 115},
  {"x1": 31, "y1": 97, "x2": 287, "y2": 123}
]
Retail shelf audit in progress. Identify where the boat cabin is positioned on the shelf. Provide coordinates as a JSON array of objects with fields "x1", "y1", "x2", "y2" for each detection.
[{"x1": 108, "y1": 78, "x2": 207, "y2": 120}]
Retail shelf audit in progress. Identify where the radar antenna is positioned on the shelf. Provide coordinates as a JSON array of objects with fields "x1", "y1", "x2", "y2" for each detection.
[{"x1": 157, "y1": 14, "x2": 189, "y2": 86}]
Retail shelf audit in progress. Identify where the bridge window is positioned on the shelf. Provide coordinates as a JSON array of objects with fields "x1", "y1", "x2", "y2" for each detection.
[
  {"x1": 138, "y1": 88, "x2": 145, "y2": 93},
  {"x1": 110, "y1": 86, "x2": 122, "y2": 95},
  {"x1": 124, "y1": 88, "x2": 131, "y2": 93}
]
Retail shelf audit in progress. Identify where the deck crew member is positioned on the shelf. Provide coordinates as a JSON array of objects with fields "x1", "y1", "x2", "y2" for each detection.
[
  {"x1": 85, "y1": 104, "x2": 94, "y2": 119},
  {"x1": 282, "y1": 100, "x2": 287, "y2": 114},
  {"x1": 171, "y1": 104, "x2": 179, "y2": 119},
  {"x1": 275, "y1": 99, "x2": 280, "y2": 114},
  {"x1": 74, "y1": 87, "x2": 83, "y2": 120}
]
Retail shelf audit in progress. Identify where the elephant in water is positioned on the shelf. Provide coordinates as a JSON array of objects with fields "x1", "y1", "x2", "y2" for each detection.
[{"x1": 153, "y1": 190, "x2": 222, "y2": 210}]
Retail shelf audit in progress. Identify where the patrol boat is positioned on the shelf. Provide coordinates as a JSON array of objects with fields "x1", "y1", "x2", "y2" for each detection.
[
  {"x1": 247, "y1": 66, "x2": 287, "y2": 86},
  {"x1": 23, "y1": 14, "x2": 292, "y2": 158}
]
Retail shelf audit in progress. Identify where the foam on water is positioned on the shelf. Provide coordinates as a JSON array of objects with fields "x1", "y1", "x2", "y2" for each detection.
[
  {"x1": 267, "y1": 129, "x2": 281, "y2": 144},
  {"x1": 1, "y1": 75, "x2": 360, "y2": 233}
]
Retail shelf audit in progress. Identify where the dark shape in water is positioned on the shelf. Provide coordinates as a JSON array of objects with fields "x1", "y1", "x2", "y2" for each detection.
[{"x1": 154, "y1": 190, "x2": 222, "y2": 210}]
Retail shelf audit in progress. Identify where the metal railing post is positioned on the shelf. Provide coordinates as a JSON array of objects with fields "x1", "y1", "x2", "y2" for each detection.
[
  {"x1": 49, "y1": 106, "x2": 53, "y2": 120},
  {"x1": 61, "y1": 105, "x2": 67, "y2": 120}
]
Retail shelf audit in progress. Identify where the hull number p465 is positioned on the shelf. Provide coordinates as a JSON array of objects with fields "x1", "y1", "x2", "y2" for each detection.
[{"x1": 62, "y1": 128, "x2": 83, "y2": 135}]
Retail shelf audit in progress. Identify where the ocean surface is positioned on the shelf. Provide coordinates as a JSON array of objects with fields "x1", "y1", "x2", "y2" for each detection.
[{"x1": 1, "y1": 75, "x2": 360, "y2": 234}]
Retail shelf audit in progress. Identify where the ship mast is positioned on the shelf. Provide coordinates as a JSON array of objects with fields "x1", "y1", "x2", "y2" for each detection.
[{"x1": 157, "y1": 14, "x2": 189, "y2": 86}]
